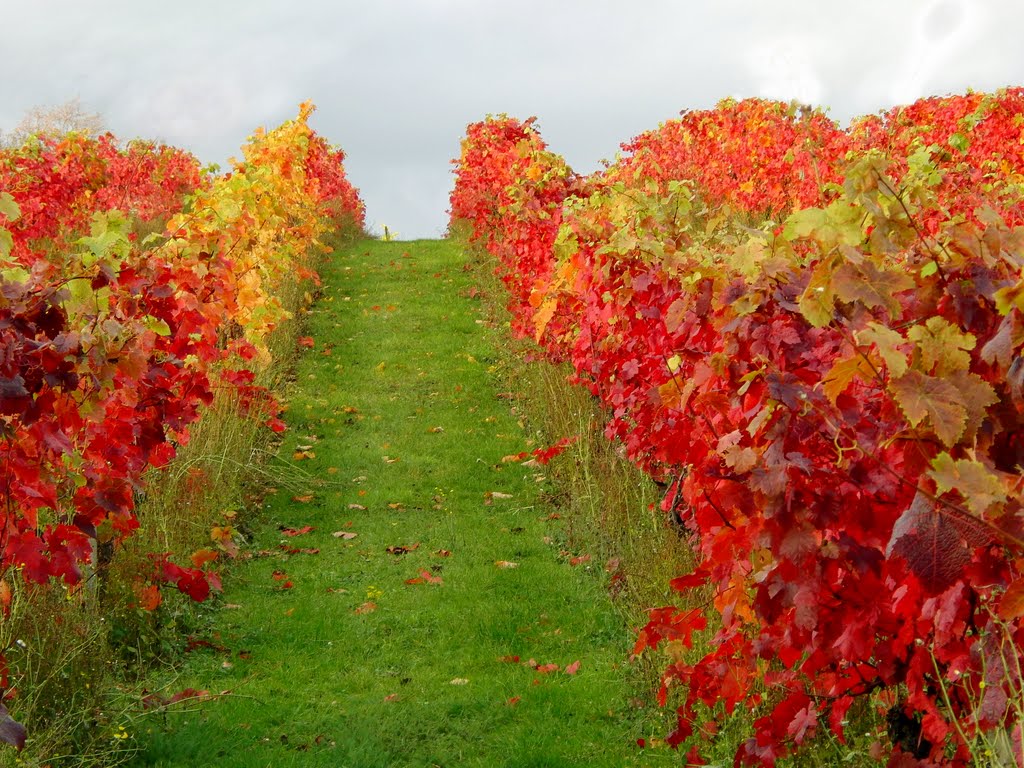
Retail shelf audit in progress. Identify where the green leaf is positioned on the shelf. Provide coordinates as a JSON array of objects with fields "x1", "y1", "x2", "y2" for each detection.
[
  {"x1": 0, "y1": 230, "x2": 13, "y2": 261},
  {"x1": 77, "y1": 212, "x2": 130, "y2": 267},
  {"x1": 0, "y1": 193, "x2": 20, "y2": 222},
  {"x1": 948, "y1": 132, "x2": 970, "y2": 154},
  {"x1": 143, "y1": 316, "x2": 172, "y2": 336},
  {"x1": 906, "y1": 144, "x2": 943, "y2": 187},
  {"x1": 1, "y1": 266, "x2": 30, "y2": 285},
  {"x1": 797, "y1": 260, "x2": 836, "y2": 328},
  {"x1": 784, "y1": 208, "x2": 827, "y2": 240}
]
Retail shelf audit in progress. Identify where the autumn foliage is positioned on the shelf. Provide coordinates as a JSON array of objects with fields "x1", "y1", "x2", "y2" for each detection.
[
  {"x1": 451, "y1": 90, "x2": 1024, "y2": 765},
  {"x1": 0, "y1": 103, "x2": 363, "y2": 723}
]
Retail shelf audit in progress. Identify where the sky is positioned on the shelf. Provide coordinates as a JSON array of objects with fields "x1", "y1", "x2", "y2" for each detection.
[{"x1": 2, "y1": 0, "x2": 1024, "y2": 239}]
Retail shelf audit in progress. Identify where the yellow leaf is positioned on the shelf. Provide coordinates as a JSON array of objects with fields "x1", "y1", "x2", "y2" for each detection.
[
  {"x1": 928, "y1": 453, "x2": 1007, "y2": 516},
  {"x1": 907, "y1": 316, "x2": 975, "y2": 376},
  {"x1": 889, "y1": 370, "x2": 966, "y2": 447},
  {"x1": 821, "y1": 353, "x2": 875, "y2": 404},
  {"x1": 856, "y1": 322, "x2": 908, "y2": 378}
]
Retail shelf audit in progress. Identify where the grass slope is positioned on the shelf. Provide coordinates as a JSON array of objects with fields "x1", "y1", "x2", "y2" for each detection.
[{"x1": 129, "y1": 238, "x2": 675, "y2": 767}]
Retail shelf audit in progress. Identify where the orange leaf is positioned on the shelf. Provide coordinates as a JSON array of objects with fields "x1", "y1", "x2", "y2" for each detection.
[
  {"x1": 135, "y1": 583, "x2": 162, "y2": 611},
  {"x1": 354, "y1": 601, "x2": 377, "y2": 615},
  {"x1": 292, "y1": 494, "x2": 314, "y2": 503},
  {"x1": 999, "y1": 577, "x2": 1024, "y2": 620},
  {"x1": 297, "y1": 336, "x2": 315, "y2": 348},
  {"x1": 190, "y1": 549, "x2": 219, "y2": 568},
  {"x1": 564, "y1": 660, "x2": 581, "y2": 675}
]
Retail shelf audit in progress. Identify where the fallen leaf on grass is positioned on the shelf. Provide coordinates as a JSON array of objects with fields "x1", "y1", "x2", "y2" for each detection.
[
  {"x1": 281, "y1": 526, "x2": 315, "y2": 537},
  {"x1": 435, "y1": 549, "x2": 452, "y2": 557},
  {"x1": 428, "y1": 426, "x2": 444, "y2": 434},
  {"x1": 279, "y1": 545, "x2": 320, "y2": 555},
  {"x1": 270, "y1": 573, "x2": 290, "y2": 593},
  {"x1": 386, "y1": 543, "x2": 419, "y2": 556},
  {"x1": 348, "y1": 503, "x2": 367, "y2": 511},
  {"x1": 569, "y1": 554, "x2": 591, "y2": 566},
  {"x1": 494, "y1": 561, "x2": 519, "y2": 569},
  {"x1": 564, "y1": 660, "x2": 581, "y2": 675},
  {"x1": 405, "y1": 570, "x2": 443, "y2": 586},
  {"x1": 291, "y1": 495, "x2": 314, "y2": 504},
  {"x1": 333, "y1": 531, "x2": 358, "y2": 540},
  {"x1": 354, "y1": 601, "x2": 377, "y2": 614},
  {"x1": 297, "y1": 336, "x2": 315, "y2": 348},
  {"x1": 449, "y1": 678, "x2": 469, "y2": 686},
  {"x1": 506, "y1": 696, "x2": 521, "y2": 706},
  {"x1": 387, "y1": 502, "x2": 405, "y2": 510},
  {"x1": 292, "y1": 450, "x2": 316, "y2": 461},
  {"x1": 383, "y1": 693, "x2": 399, "y2": 702},
  {"x1": 498, "y1": 655, "x2": 520, "y2": 664},
  {"x1": 382, "y1": 456, "x2": 400, "y2": 464}
]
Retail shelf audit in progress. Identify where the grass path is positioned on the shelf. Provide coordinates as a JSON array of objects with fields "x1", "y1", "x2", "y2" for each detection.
[{"x1": 130, "y1": 238, "x2": 672, "y2": 767}]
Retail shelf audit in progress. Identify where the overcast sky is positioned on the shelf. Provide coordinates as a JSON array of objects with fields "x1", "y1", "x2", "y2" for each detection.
[{"x1": 3, "y1": 0, "x2": 1023, "y2": 239}]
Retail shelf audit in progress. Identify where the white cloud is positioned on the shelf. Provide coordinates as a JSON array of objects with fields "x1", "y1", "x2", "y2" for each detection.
[{"x1": 2, "y1": 0, "x2": 1024, "y2": 237}]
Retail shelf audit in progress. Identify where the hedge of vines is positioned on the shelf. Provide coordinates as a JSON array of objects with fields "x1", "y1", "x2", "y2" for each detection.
[
  {"x1": 0, "y1": 102, "x2": 363, "y2": 743},
  {"x1": 451, "y1": 90, "x2": 1024, "y2": 766}
]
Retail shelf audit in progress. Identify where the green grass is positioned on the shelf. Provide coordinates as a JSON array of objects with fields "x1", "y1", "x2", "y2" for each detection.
[{"x1": 127, "y1": 238, "x2": 679, "y2": 767}]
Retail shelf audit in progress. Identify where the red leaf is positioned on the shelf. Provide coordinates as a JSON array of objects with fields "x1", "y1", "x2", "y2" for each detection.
[{"x1": 887, "y1": 492, "x2": 988, "y2": 594}]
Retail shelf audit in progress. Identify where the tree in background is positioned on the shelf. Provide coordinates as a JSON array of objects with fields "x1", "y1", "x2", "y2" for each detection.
[{"x1": 1, "y1": 97, "x2": 104, "y2": 147}]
